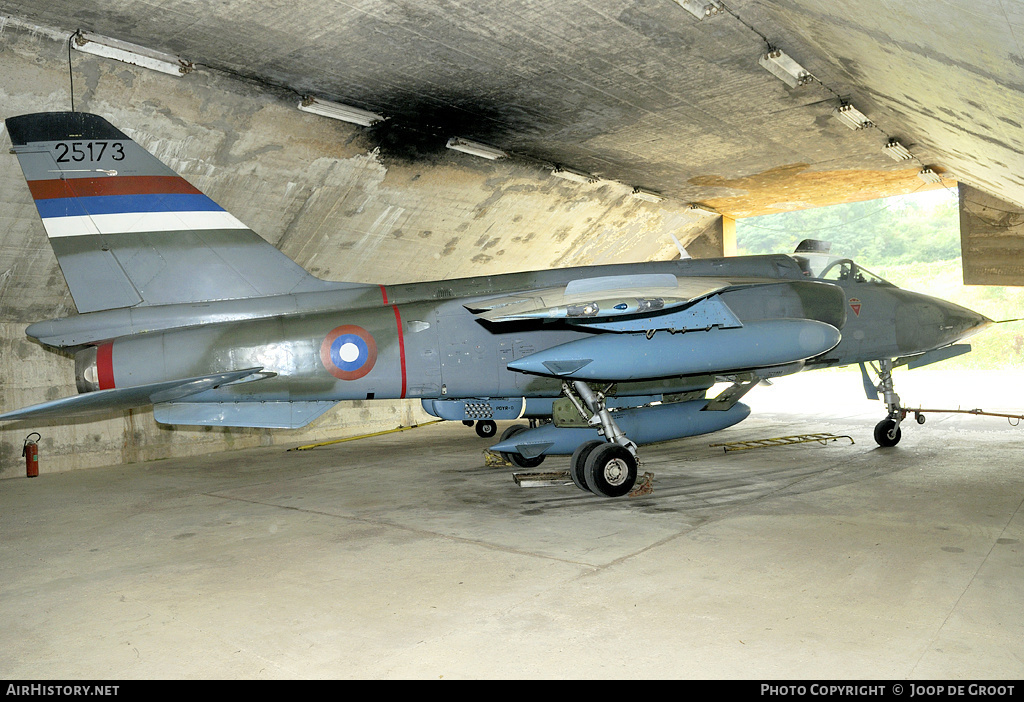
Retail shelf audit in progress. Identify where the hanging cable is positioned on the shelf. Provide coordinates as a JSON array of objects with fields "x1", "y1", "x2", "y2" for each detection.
[
  {"x1": 718, "y1": 3, "x2": 772, "y2": 52},
  {"x1": 67, "y1": 30, "x2": 77, "y2": 112}
]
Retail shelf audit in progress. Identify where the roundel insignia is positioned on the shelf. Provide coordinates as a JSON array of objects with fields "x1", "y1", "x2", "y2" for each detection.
[{"x1": 320, "y1": 325, "x2": 378, "y2": 380}]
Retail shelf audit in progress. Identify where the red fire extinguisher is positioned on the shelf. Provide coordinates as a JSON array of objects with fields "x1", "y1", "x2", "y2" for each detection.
[{"x1": 23, "y1": 432, "x2": 40, "y2": 478}]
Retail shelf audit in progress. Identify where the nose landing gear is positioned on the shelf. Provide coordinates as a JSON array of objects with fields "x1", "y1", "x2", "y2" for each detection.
[
  {"x1": 872, "y1": 359, "x2": 904, "y2": 447},
  {"x1": 873, "y1": 417, "x2": 902, "y2": 447},
  {"x1": 864, "y1": 358, "x2": 927, "y2": 447}
]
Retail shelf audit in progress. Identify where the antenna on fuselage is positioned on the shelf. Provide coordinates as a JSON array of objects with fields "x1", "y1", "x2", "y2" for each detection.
[{"x1": 670, "y1": 233, "x2": 691, "y2": 260}]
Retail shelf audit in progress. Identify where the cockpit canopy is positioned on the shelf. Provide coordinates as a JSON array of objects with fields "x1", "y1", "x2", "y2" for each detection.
[
  {"x1": 790, "y1": 254, "x2": 892, "y2": 285},
  {"x1": 788, "y1": 239, "x2": 893, "y2": 286}
]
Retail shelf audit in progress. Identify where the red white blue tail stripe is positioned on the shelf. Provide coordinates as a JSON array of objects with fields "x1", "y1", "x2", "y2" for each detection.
[
  {"x1": 6, "y1": 112, "x2": 330, "y2": 312},
  {"x1": 26, "y1": 174, "x2": 248, "y2": 238}
]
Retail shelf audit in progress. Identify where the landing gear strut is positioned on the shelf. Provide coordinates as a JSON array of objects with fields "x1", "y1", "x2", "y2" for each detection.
[
  {"x1": 563, "y1": 381, "x2": 639, "y2": 497},
  {"x1": 866, "y1": 358, "x2": 923, "y2": 447},
  {"x1": 874, "y1": 359, "x2": 902, "y2": 447}
]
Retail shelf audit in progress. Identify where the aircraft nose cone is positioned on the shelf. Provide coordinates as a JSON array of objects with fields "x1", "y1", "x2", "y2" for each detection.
[
  {"x1": 964, "y1": 309, "x2": 994, "y2": 339},
  {"x1": 943, "y1": 303, "x2": 993, "y2": 342},
  {"x1": 895, "y1": 293, "x2": 993, "y2": 354}
]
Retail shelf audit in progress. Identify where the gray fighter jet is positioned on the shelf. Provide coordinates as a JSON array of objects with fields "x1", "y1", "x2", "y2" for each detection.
[{"x1": 1, "y1": 112, "x2": 992, "y2": 497}]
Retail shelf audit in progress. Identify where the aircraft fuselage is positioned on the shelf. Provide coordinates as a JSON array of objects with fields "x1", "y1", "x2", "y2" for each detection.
[{"x1": 49, "y1": 253, "x2": 988, "y2": 416}]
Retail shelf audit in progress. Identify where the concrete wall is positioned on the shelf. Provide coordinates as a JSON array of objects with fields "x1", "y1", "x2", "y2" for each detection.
[
  {"x1": 0, "y1": 22, "x2": 724, "y2": 476},
  {"x1": 960, "y1": 183, "x2": 1024, "y2": 285}
]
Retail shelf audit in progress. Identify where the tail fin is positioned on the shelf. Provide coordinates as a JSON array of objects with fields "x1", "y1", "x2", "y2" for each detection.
[{"x1": 6, "y1": 112, "x2": 330, "y2": 313}]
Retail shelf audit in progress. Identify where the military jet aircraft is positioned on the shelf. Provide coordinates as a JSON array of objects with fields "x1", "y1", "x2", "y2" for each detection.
[{"x1": 1, "y1": 112, "x2": 992, "y2": 497}]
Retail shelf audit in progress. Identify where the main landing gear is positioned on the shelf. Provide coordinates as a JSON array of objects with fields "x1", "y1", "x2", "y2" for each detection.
[
  {"x1": 569, "y1": 440, "x2": 638, "y2": 497},
  {"x1": 866, "y1": 358, "x2": 925, "y2": 448},
  {"x1": 563, "y1": 381, "x2": 639, "y2": 498},
  {"x1": 491, "y1": 383, "x2": 646, "y2": 497}
]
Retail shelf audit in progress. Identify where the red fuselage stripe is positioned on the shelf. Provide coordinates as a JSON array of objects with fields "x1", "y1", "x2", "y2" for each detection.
[
  {"x1": 27, "y1": 175, "x2": 201, "y2": 200},
  {"x1": 379, "y1": 284, "x2": 389, "y2": 305},
  {"x1": 392, "y1": 305, "x2": 406, "y2": 399},
  {"x1": 96, "y1": 342, "x2": 115, "y2": 390}
]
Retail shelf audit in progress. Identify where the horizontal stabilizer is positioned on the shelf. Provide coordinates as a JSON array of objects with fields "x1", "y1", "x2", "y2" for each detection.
[{"x1": 0, "y1": 368, "x2": 265, "y2": 422}]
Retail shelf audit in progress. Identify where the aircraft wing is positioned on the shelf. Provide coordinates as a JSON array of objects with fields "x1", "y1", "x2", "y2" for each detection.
[
  {"x1": 464, "y1": 274, "x2": 841, "y2": 337},
  {"x1": 0, "y1": 368, "x2": 267, "y2": 421},
  {"x1": 470, "y1": 276, "x2": 848, "y2": 381},
  {"x1": 464, "y1": 273, "x2": 739, "y2": 322}
]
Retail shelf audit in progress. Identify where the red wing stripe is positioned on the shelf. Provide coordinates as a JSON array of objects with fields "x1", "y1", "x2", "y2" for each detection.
[
  {"x1": 392, "y1": 305, "x2": 407, "y2": 399},
  {"x1": 96, "y1": 343, "x2": 115, "y2": 390},
  {"x1": 27, "y1": 175, "x2": 202, "y2": 200},
  {"x1": 379, "y1": 284, "x2": 389, "y2": 305}
]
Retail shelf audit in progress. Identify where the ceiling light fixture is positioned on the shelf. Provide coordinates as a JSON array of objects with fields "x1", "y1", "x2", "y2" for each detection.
[
  {"x1": 71, "y1": 30, "x2": 193, "y2": 76},
  {"x1": 631, "y1": 187, "x2": 664, "y2": 203},
  {"x1": 832, "y1": 102, "x2": 873, "y2": 130},
  {"x1": 917, "y1": 168, "x2": 942, "y2": 184},
  {"x1": 298, "y1": 96, "x2": 384, "y2": 127},
  {"x1": 758, "y1": 49, "x2": 812, "y2": 88},
  {"x1": 687, "y1": 204, "x2": 719, "y2": 216},
  {"x1": 551, "y1": 167, "x2": 597, "y2": 184},
  {"x1": 882, "y1": 139, "x2": 913, "y2": 161},
  {"x1": 674, "y1": 0, "x2": 723, "y2": 20},
  {"x1": 445, "y1": 137, "x2": 507, "y2": 160}
]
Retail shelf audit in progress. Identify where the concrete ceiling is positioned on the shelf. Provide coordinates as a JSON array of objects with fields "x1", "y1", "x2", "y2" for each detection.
[{"x1": 5, "y1": 0, "x2": 1023, "y2": 217}]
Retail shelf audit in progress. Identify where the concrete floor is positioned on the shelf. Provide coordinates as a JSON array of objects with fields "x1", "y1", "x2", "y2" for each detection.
[{"x1": 1, "y1": 370, "x2": 1022, "y2": 679}]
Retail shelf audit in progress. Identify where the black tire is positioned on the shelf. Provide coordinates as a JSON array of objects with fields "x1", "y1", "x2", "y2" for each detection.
[
  {"x1": 497, "y1": 424, "x2": 545, "y2": 468},
  {"x1": 583, "y1": 443, "x2": 638, "y2": 498},
  {"x1": 874, "y1": 418, "x2": 902, "y2": 447},
  {"x1": 475, "y1": 420, "x2": 497, "y2": 439},
  {"x1": 570, "y1": 441, "x2": 604, "y2": 492}
]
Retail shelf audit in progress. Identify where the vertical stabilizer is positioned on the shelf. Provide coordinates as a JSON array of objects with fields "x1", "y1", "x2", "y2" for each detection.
[{"x1": 6, "y1": 112, "x2": 333, "y2": 312}]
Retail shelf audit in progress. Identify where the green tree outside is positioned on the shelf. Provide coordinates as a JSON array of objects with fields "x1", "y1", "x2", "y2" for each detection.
[{"x1": 735, "y1": 188, "x2": 1024, "y2": 370}]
